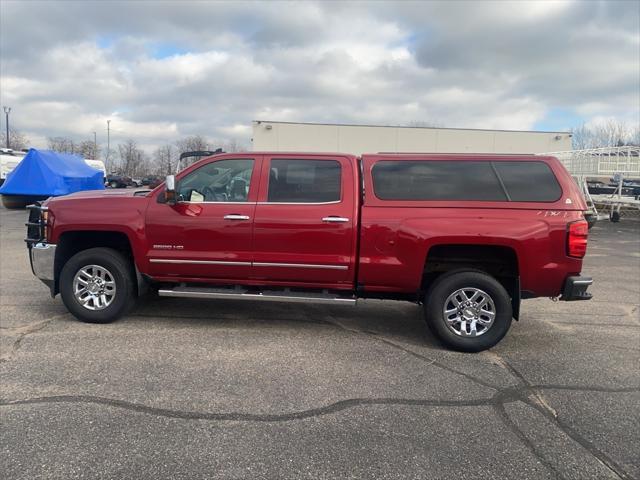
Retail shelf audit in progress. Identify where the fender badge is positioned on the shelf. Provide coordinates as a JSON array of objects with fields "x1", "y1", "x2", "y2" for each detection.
[
  {"x1": 565, "y1": 198, "x2": 573, "y2": 204},
  {"x1": 153, "y1": 244, "x2": 184, "y2": 250}
]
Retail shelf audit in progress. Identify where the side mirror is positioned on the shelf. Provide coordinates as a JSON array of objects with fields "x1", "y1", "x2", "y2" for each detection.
[{"x1": 165, "y1": 175, "x2": 177, "y2": 205}]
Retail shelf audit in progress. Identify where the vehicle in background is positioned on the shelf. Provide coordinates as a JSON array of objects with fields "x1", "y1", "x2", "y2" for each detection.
[
  {"x1": 131, "y1": 178, "x2": 142, "y2": 187},
  {"x1": 588, "y1": 180, "x2": 637, "y2": 197},
  {"x1": 587, "y1": 180, "x2": 618, "y2": 195},
  {"x1": 0, "y1": 148, "x2": 26, "y2": 186},
  {"x1": 1, "y1": 148, "x2": 104, "y2": 209},
  {"x1": 611, "y1": 177, "x2": 640, "y2": 186},
  {"x1": 2, "y1": 150, "x2": 105, "y2": 187},
  {"x1": 84, "y1": 159, "x2": 106, "y2": 183},
  {"x1": 26, "y1": 152, "x2": 592, "y2": 352},
  {"x1": 609, "y1": 178, "x2": 640, "y2": 197},
  {"x1": 105, "y1": 174, "x2": 134, "y2": 188},
  {"x1": 141, "y1": 175, "x2": 163, "y2": 188}
]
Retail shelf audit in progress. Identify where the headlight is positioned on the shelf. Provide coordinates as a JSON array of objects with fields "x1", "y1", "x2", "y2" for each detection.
[{"x1": 41, "y1": 210, "x2": 52, "y2": 241}]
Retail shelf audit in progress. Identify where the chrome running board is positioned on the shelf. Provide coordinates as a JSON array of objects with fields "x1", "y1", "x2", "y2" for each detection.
[{"x1": 157, "y1": 285, "x2": 357, "y2": 305}]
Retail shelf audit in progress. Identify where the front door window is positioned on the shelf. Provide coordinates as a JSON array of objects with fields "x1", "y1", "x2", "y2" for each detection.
[{"x1": 177, "y1": 159, "x2": 254, "y2": 202}]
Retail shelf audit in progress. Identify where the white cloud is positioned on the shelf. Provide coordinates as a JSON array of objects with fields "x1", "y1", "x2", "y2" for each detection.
[{"x1": 0, "y1": 0, "x2": 638, "y2": 155}]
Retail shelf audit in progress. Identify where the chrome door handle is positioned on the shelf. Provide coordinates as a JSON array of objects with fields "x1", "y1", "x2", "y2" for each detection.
[
  {"x1": 224, "y1": 214, "x2": 250, "y2": 220},
  {"x1": 322, "y1": 216, "x2": 350, "y2": 223}
]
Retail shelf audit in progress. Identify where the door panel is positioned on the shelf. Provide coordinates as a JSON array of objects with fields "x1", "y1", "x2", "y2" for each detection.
[
  {"x1": 252, "y1": 156, "x2": 357, "y2": 285},
  {"x1": 144, "y1": 156, "x2": 262, "y2": 280}
]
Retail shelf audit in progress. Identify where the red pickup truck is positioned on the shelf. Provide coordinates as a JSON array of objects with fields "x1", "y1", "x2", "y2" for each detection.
[{"x1": 26, "y1": 152, "x2": 592, "y2": 351}]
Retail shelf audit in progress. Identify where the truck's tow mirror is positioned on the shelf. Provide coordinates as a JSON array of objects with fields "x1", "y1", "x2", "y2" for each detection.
[{"x1": 165, "y1": 175, "x2": 177, "y2": 205}]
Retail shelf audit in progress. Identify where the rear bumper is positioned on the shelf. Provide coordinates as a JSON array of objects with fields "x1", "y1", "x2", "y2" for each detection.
[
  {"x1": 560, "y1": 275, "x2": 593, "y2": 301},
  {"x1": 28, "y1": 242, "x2": 56, "y2": 291}
]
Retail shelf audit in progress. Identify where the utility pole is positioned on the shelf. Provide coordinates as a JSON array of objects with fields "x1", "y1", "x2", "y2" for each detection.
[
  {"x1": 93, "y1": 131, "x2": 97, "y2": 158},
  {"x1": 106, "y1": 119, "x2": 111, "y2": 165},
  {"x1": 3, "y1": 106, "x2": 11, "y2": 149}
]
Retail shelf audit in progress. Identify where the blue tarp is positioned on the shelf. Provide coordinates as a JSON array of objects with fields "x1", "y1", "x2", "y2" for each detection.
[{"x1": 0, "y1": 148, "x2": 104, "y2": 196}]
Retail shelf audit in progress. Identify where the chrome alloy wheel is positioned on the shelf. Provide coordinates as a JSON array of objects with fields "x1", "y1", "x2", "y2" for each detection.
[
  {"x1": 72, "y1": 264, "x2": 116, "y2": 311},
  {"x1": 443, "y1": 287, "x2": 496, "y2": 337}
]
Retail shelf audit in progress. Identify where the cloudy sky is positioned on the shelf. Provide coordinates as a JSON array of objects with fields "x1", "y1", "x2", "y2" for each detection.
[{"x1": 1, "y1": 0, "x2": 638, "y2": 152}]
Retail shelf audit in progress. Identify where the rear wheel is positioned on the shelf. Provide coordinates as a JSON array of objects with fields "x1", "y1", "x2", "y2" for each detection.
[
  {"x1": 60, "y1": 247, "x2": 136, "y2": 323},
  {"x1": 424, "y1": 270, "x2": 512, "y2": 352}
]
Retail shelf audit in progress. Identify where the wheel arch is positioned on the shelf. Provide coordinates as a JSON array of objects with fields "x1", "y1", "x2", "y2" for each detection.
[
  {"x1": 53, "y1": 230, "x2": 142, "y2": 297},
  {"x1": 421, "y1": 243, "x2": 521, "y2": 320}
]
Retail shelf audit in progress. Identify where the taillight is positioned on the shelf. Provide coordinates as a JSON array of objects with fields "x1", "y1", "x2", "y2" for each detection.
[{"x1": 567, "y1": 220, "x2": 588, "y2": 258}]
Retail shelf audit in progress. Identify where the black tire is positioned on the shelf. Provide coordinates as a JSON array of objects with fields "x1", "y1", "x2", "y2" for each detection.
[
  {"x1": 59, "y1": 247, "x2": 136, "y2": 323},
  {"x1": 610, "y1": 211, "x2": 620, "y2": 223},
  {"x1": 424, "y1": 270, "x2": 512, "y2": 352}
]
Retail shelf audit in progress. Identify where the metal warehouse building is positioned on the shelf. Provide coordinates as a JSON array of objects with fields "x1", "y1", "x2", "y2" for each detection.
[{"x1": 252, "y1": 120, "x2": 572, "y2": 154}]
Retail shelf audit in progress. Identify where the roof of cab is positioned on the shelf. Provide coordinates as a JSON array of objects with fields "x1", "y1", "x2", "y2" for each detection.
[
  {"x1": 363, "y1": 153, "x2": 553, "y2": 161},
  {"x1": 208, "y1": 151, "x2": 553, "y2": 160},
  {"x1": 220, "y1": 151, "x2": 357, "y2": 157}
]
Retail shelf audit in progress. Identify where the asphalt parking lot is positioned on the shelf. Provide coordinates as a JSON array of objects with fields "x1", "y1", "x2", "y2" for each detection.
[{"x1": 1, "y1": 204, "x2": 638, "y2": 480}]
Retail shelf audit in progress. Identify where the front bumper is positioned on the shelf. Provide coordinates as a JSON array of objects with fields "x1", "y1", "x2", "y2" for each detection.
[
  {"x1": 28, "y1": 242, "x2": 56, "y2": 289},
  {"x1": 25, "y1": 202, "x2": 56, "y2": 293},
  {"x1": 560, "y1": 275, "x2": 593, "y2": 301}
]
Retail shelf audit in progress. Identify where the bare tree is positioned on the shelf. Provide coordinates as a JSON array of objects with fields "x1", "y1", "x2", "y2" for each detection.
[
  {"x1": 40, "y1": 132, "x2": 251, "y2": 176},
  {"x1": 117, "y1": 139, "x2": 147, "y2": 177},
  {"x1": 0, "y1": 129, "x2": 30, "y2": 150},
  {"x1": 222, "y1": 138, "x2": 247, "y2": 152},
  {"x1": 47, "y1": 136, "x2": 76, "y2": 154},
  {"x1": 134, "y1": 154, "x2": 151, "y2": 178},
  {"x1": 153, "y1": 144, "x2": 176, "y2": 175},
  {"x1": 570, "y1": 124, "x2": 591, "y2": 150},
  {"x1": 571, "y1": 120, "x2": 638, "y2": 149},
  {"x1": 48, "y1": 136, "x2": 101, "y2": 160},
  {"x1": 175, "y1": 135, "x2": 209, "y2": 153},
  {"x1": 175, "y1": 135, "x2": 210, "y2": 168},
  {"x1": 593, "y1": 119, "x2": 629, "y2": 147},
  {"x1": 76, "y1": 140, "x2": 99, "y2": 159},
  {"x1": 103, "y1": 147, "x2": 117, "y2": 173},
  {"x1": 631, "y1": 125, "x2": 640, "y2": 147}
]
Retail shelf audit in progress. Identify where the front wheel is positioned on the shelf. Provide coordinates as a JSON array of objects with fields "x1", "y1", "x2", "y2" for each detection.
[
  {"x1": 424, "y1": 270, "x2": 512, "y2": 352},
  {"x1": 60, "y1": 247, "x2": 136, "y2": 323}
]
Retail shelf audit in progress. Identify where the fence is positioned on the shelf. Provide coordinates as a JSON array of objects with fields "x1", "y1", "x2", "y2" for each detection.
[{"x1": 542, "y1": 146, "x2": 640, "y2": 177}]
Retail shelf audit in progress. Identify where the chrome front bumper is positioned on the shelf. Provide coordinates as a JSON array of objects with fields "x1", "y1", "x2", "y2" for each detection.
[{"x1": 29, "y1": 242, "x2": 56, "y2": 284}]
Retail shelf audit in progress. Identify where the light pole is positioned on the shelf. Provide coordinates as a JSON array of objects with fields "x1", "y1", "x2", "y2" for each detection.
[
  {"x1": 93, "y1": 131, "x2": 97, "y2": 158},
  {"x1": 3, "y1": 106, "x2": 11, "y2": 149}
]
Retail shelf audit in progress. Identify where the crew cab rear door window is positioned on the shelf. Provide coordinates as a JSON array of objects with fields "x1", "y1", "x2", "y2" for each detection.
[
  {"x1": 494, "y1": 161, "x2": 562, "y2": 202},
  {"x1": 267, "y1": 159, "x2": 341, "y2": 203},
  {"x1": 372, "y1": 160, "x2": 507, "y2": 201}
]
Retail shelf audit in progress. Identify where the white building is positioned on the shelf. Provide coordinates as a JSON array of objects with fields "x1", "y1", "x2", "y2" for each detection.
[{"x1": 252, "y1": 121, "x2": 572, "y2": 155}]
